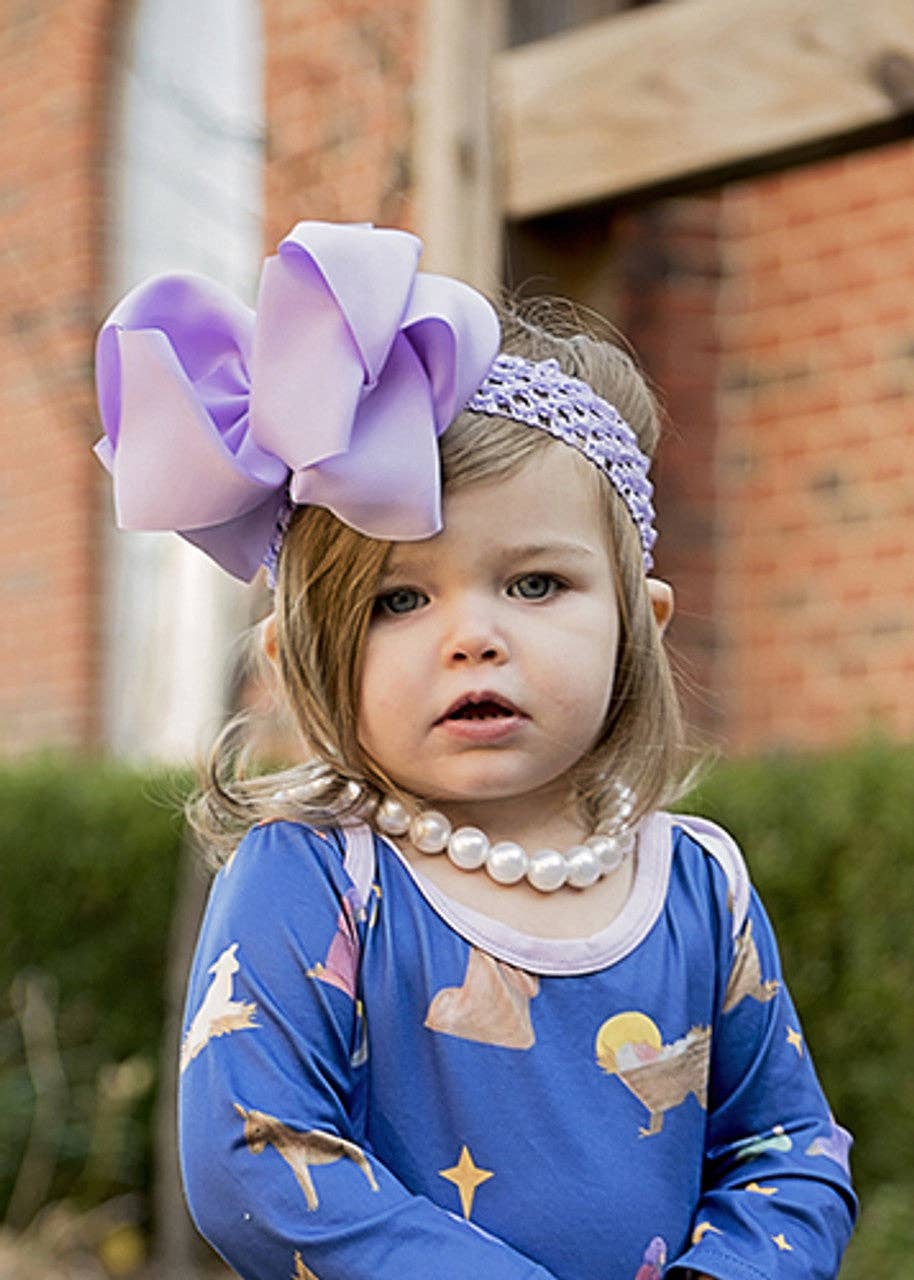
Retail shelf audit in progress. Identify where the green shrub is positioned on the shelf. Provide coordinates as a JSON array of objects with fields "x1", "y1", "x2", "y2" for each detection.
[
  {"x1": 0, "y1": 754, "x2": 190, "y2": 1221},
  {"x1": 684, "y1": 739, "x2": 914, "y2": 1274}
]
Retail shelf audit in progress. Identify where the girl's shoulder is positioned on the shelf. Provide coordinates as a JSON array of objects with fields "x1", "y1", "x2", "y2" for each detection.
[
  {"x1": 665, "y1": 812, "x2": 752, "y2": 941},
  {"x1": 214, "y1": 817, "x2": 367, "y2": 903}
]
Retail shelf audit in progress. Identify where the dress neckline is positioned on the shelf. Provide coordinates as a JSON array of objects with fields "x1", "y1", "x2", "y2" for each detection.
[{"x1": 372, "y1": 811, "x2": 673, "y2": 976}]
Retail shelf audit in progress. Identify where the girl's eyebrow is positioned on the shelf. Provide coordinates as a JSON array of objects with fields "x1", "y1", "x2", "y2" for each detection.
[
  {"x1": 384, "y1": 540, "x2": 598, "y2": 578},
  {"x1": 502, "y1": 541, "x2": 598, "y2": 561}
]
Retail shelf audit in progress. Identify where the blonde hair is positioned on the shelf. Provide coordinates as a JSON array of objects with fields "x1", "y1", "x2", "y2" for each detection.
[{"x1": 187, "y1": 298, "x2": 692, "y2": 864}]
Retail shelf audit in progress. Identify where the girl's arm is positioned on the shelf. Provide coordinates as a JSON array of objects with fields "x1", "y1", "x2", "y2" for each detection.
[
  {"x1": 668, "y1": 883, "x2": 857, "y2": 1280},
  {"x1": 178, "y1": 820, "x2": 559, "y2": 1280}
]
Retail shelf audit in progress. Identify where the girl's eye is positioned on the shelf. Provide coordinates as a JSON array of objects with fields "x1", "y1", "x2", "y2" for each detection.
[
  {"x1": 508, "y1": 573, "x2": 562, "y2": 601},
  {"x1": 375, "y1": 587, "x2": 427, "y2": 617}
]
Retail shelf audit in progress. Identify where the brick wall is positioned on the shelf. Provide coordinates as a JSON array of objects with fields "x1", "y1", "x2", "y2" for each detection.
[
  {"x1": 0, "y1": 0, "x2": 112, "y2": 753},
  {"x1": 616, "y1": 141, "x2": 914, "y2": 754},
  {"x1": 614, "y1": 196, "x2": 726, "y2": 740},
  {"x1": 262, "y1": 0, "x2": 421, "y2": 246},
  {"x1": 717, "y1": 141, "x2": 914, "y2": 751}
]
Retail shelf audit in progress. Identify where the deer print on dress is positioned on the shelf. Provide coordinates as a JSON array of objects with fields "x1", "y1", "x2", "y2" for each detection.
[
  {"x1": 292, "y1": 1251, "x2": 320, "y2": 1280},
  {"x1": 722, "y1": 919, "x2": 780, "y2": 1013},
  {"x1": 234, "y1": 1105, "x2": 379, "y2": 1211},
  {"x1": 180, "y1": 943, "x2": 257, "y2": 1072}
]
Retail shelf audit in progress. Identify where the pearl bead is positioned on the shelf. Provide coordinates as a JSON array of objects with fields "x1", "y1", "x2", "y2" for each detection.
[
  {"x1": 374, "y1": 793, "x2": 637, "y2": 893},
  {"x1": 447, "y1": 826, "x2": 489, "y2": 870},
  {"x1": 527, "y1": 849, "x2": 567, "y2": 893},
  {"x1": 341, "y1": 780, "x2": 362, "y2": 805},
  {"x1": 566, "y1": 845, "x2": 602, "y2": 889},
  {"x1": 376, "y1": 797, "x2": 411, "y2": 835},
  {"x1": 486, "y1": 841, "x2": 529, "y2": 885},
  {"x1": 410, "y1": 810, "x2": 451, "y2": 853},
  {"x1": 586, "y1": 833, "x2": 628, "y2": 874}
]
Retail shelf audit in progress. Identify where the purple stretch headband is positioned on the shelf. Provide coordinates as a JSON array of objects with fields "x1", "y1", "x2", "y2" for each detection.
[
  {"x1": 93, "y1": 220, "x2": 657, "y2": 584},
  {"x1": 466, "y1": 354, "x2": 656, "y2": 572}
]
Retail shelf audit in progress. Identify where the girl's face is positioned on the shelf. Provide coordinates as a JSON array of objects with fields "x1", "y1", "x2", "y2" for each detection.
[{"x1": 357, "y1": 446, "x2": 621, "y2": 827}]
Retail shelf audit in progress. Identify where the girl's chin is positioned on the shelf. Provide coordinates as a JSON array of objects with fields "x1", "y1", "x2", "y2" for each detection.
[{"x1": 416, "y1": 774, "x2": 575, "y2": 816}]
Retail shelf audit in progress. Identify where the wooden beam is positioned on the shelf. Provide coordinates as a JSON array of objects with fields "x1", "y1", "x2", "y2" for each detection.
[
  {"x1": 496, "y1": 0, "x2": 914, "y2": 219},
  {"x1": 413, "y1": 0, "x2": 507, "y2": 291}
]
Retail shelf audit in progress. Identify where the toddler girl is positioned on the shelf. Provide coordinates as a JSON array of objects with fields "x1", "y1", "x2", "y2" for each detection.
[{"x1": 95, "y1": 221, "x2": 856, "y2": 1280}]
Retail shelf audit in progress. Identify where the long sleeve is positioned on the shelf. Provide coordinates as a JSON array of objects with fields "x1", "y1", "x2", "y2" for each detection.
[
  {"x1": 668, "y1": 880, "x2": 857, "y2": 1280},
  {"x1": 178, "y1": 820, "x2": 558, "y2": 1280}
]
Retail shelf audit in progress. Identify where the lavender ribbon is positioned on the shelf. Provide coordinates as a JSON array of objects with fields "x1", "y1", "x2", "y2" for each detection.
[{"x1": 94, "y1": 221, "x2": 500, "y2": 581}]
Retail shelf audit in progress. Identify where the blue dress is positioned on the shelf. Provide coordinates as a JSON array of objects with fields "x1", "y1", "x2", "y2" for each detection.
[{"x1": 178, "y1": 811, "x2": 856, "y2": 1280}]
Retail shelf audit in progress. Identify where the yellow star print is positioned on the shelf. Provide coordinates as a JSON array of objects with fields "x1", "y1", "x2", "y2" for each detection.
[
  {"x1": 439, "y1": 1144, "x2": 494, "y2": 1219},
  {"x1": 772, "y1": 1233, "x2": 793, "y2": 1252},
  {"x1": 746, "y1": 1182, "x2": 779, "y2": 1196},
  {"x1": 786, "y1": 1027, "x2": 804, "y2": 1056},
  {"x1": 692, "y1": 1221, "x2": 723, "y2": 1245}
]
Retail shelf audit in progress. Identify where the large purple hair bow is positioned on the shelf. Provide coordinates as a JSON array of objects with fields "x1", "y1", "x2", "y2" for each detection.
[{"x1": 94, "y1": 221, "x2": 501, "y2": 581}]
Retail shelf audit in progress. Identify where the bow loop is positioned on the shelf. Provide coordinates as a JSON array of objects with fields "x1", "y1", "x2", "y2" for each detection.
[{"x1": 94, "y1": 222, "x2": 500, "y2": 581}]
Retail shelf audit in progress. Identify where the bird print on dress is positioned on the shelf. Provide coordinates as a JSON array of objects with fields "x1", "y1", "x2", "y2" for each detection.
[
  {"x1": 722, "y1": 919, "x2": 780, "y2": 1013},
  {"x1": 306, "y1": 887, "x2": 365, "y2": 1000},
  {"x1": 425, "y1": 948, "x2": 540, "y2": 1049},
  {"x1": 595, "y1": 1012, "x2": 711, "y2": 1136},
  {"x1": 180, "y1": 943, "x2": 257, "y2": 1072},
  {"x1": 633, "y1": 1235, "x2": 667, "y2": 1278},
  {"x1": 806, "y1": 1117, "x2": 853, "y2": 1174},
  {"x1": 734, "y1": 1125, "x2": 793, "y2": 1161},
  {"x1": 234, "y1": 1104, "x2": 379, "y2": 1212}
]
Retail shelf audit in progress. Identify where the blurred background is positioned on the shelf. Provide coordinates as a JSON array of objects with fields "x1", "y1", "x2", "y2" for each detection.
[{"x1": 1, "y1": 0, "x2": 913, "y2": 1276}]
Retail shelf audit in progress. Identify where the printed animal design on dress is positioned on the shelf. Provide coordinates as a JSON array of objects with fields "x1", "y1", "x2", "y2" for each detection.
[
  {"x1": 722, "y1": 919, "x2": 780, "y2": 1013},
  {"x1": 633, "y1": 1236, "x2": 667, "y2": 1279},
  {"x1": 306, "y1": 887, "x2": 364, "y2": 1001},
  {"x1": 292, "y1": 1251, "x2": 320, "y2": 1280},
  {"x1": 595, "y1": 1012, "x2": 711, "y2": 1136},
  {"x1": 424, "y1": 948, "x2": 540, "y2": 1049},
  {"x1": 734, "y1": 1124, "x2": 793, "y2": 1162},
  {"x1": 180, "y1": 942, "x2": 257, "y2": 1072},
  {"x1": 234, "y1": 1104, "x2": 379, "y2": 1211},
  {"x1": 806, "y1": 1117, "x2": 853, "y2": 1174}
]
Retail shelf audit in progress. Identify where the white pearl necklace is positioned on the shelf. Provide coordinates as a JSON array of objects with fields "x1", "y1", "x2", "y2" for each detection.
[{"x1": 374, "y1": 797, "x2": 637, "y2": 893}]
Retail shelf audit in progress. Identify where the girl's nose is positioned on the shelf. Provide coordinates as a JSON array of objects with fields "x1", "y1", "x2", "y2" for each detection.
[{"x1": 443, "y1": 611, "x2": 508, "y2": 665}]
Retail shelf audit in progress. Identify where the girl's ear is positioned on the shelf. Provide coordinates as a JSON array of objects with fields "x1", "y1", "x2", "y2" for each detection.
[
  {"x1": 260, "y1": 611, "x2": 279, "y2": 664},
  {"x1": 646, "y1": 578, "x2": 674, "y2": 635}
]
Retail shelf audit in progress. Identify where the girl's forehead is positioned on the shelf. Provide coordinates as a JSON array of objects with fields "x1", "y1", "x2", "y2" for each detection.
[{"x1": 388, "y1": 448, "x2": 608, "y2": 571}]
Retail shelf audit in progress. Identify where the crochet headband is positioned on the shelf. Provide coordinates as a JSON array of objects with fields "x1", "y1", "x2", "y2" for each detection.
[{"x1": 94, "y1": 220, "x2": 657, "y2": 584}]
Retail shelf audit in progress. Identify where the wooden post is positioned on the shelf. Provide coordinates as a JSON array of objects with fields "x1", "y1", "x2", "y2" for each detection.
[{"x1": 413, "y1": 0, "x2": 507, "y2": 291}]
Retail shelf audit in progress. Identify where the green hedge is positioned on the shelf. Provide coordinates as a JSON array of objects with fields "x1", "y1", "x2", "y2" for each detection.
[
  {"x1": 682, "y1": 739, "x2": 914, "y2": 1276},
  {"x1": 0, "y1": 755, "x2": 189, "y2": 1220},
  {"x1": 2, "y1": 743, "x2": 912, "y2": 1271}
]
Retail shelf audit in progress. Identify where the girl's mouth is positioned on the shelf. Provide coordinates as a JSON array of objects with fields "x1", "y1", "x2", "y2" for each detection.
[
  {"x1": 446, "y1": 700, "x2": 515, "y2": 721},
  {"x1": 435, "y1": 693, "x2": 527, "y2": 741},
  {"x1": 436, "y1": 691, "x2": 525, "y2": 724}
]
